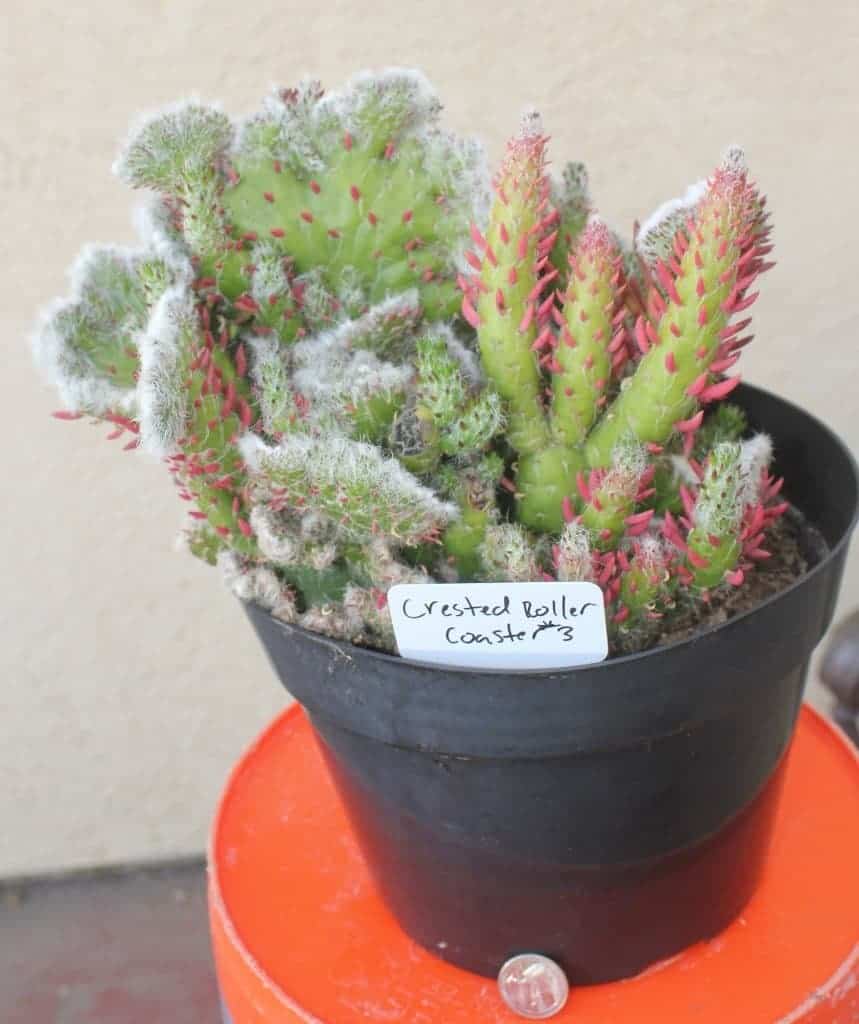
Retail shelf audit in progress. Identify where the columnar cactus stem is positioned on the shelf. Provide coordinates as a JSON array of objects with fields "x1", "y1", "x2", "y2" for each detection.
[
  {"x1": 663, "y1": 436, "x2": 786, "y2": 593},
  {"x1": 464, "y1": 114, "x2": 585, "y2": 533},
  {"x1": 440, "y1": 454, "x2": 504, "y2": 578},
  {"x1": 612, "y1": 536, "x2": 676, "y2": 645},
  {"x1": 679, "y1": 442, "x2": 747, "y2": 590},
  {"x1": 585, "y1": 149, "x2": 772, "y2": 467},
  {"x1": 465, "y1": 113, "x2": 551, "y2": 456},
  {"x1": 577, "y1": 442, "x2": 654, "y2": 550},
  {"x1": 551, "y1": 217, "x2": 625, "y2": 447}
]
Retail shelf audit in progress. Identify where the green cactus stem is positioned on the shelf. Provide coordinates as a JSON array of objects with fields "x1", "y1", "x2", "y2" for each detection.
[
  {"x1": 33, "y1": 245, "x2": 175, "y2": 417},
  {"x1": 679, "y1": 442, "x2": 747, "y2": 590},
  {"x1": 585, "y1": 149, "x2": 772, "y2": 467},
  {"x1": 551, "y1": 217, "x2": 625, "y2": 447},
  {"x1": 241, "y1": 433, "x2": 456, "y2": 546},
  {"x1": 463, "y1": 115, "x2": 586, "y2": 533},
  {"x1": 147, "y1": 288, "x2": 259, "y2": 554},
  {"x1": 439, "y1": 453, "x2": 504, "y2": 578},
  {"x1": 514, "y1": 445, "x2": 586, "y2": 534},
  {"x1": 115, "y1": 102, "x2": 234, "y2": 254},
  {"x1": 222, "y1": 71, "x2": 487, "y2": 323},
  {"x1": 463, "y1": 113, "x2": 552, "y2": 456},
  {"x1": 576, "y1": 442, "x2": 654, "y2": 551},
  {"x1": 611, "y1": 536, "x2": 676, "y2": 647}
]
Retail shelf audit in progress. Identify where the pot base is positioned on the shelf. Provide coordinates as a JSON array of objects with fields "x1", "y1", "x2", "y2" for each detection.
[{"x1": 210, "y1": 703, "x2": 859, "y2": 1023}]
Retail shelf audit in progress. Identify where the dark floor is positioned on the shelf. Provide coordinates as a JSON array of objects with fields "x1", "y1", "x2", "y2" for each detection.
[
  {"x1": 1, "y1": 702, "x2": 854, "y2": 1024},
  {"x1": 0, "y1": 859, "x2": 221, "y2": 1024}
]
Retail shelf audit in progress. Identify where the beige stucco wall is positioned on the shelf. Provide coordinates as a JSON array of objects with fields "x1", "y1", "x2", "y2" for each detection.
[{"x1": 2, "y1": 1, "x2": 857, "y2": 876}]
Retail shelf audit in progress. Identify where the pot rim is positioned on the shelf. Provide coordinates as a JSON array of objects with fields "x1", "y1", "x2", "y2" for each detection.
[{"x1": 250, "y1": 383, "x2": 859, "y2": 679}]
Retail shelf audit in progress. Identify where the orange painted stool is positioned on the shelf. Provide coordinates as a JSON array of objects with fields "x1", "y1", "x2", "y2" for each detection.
[{"x1": 209, "y1": 704, "x2": 859, "y2": 1023}]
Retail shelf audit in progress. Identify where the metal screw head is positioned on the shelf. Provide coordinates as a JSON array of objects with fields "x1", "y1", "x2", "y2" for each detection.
[{"x1": 497, "y1": 953, "x2": 570, "y2": 1019}]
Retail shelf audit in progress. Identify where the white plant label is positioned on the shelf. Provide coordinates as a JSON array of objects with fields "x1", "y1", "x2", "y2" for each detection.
[{"x1": 388, "y1": 581, "x2": 608, "y2": 671}]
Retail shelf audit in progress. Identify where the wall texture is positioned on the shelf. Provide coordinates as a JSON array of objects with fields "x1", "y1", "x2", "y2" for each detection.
[{"x1": 2, "y1": 0, "x2": 857, "y2": 876}]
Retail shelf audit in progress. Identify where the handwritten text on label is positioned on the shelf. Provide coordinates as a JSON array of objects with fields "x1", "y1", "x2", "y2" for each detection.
[{"x1": 388, "y1": 582, "x2": 608, "y2": 670}]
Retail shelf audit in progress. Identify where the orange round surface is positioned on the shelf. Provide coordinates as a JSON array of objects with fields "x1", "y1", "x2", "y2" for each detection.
[{"x1": 209, "y1": 705, "x2": 859, "y2": 1023}]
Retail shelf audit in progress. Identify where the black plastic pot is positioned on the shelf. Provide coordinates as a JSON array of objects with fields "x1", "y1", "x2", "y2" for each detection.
[{"x1": 244, "y1": 383, "x2": 857, "y2": 985}]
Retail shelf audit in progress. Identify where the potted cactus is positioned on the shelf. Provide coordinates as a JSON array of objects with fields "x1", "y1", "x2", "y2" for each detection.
[{"x1": 33, "y1": 70, "x2": 857, "y2": 985}]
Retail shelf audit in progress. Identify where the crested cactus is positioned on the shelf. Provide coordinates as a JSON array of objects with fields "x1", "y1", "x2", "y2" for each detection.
[{"x1": 33, "y1": 69, "x2": 792, "y2": 657}]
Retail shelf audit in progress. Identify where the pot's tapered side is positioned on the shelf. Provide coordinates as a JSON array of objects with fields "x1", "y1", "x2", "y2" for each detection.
[
  {"x1": 311, "y1": 716, "x2": 792, "y2": 982},
  {"x1": 244, "y1": 384, "x2": 858, "y2": 981}
]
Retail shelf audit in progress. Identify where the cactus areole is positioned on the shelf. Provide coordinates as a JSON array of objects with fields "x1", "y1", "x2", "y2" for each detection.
[{"x1": 32, "y1": 71, "x2": 858, "y2": 983}]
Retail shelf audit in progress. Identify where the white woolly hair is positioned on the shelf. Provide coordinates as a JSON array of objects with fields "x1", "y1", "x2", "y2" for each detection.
[
  {"x1": 517, "y1": 107, "x2": 544, "y2": 140},
  {"x1": 430, "y1": 323, "x2": 483, "y2": 385},
  {"x1": 364, "y1": 537, "x2": 428, "y2": 587},
  {"x1": 291, "y1": 292, "x2": 421, "y2": 408},
  {"x1": 112, "y1": 95, "x2": 233, "y2": 186},
  {"x1": 294, "y1": 290, "x2": 420, "y2": 356},
  {"x1": 449, "y1": 134, "x2": 493, "y2": 277},
  {"x1": 603, "y1": 440, "x2": 649, "y2": 496},
  {"x1": 442, "y1": 130, "x2": 491, "y2": 225},
  {"x1": 343, "y1": 584, "x2": 396, "y2": 642},
  {"x1": 696, "y1": 442, "x2": 744, "y2": 534},
  {"x1": 234, "y1": 80, "x2": 325, "y2": 172},
  {"x1": 237, "y1": 68, "x2": 451, "y2": 175},
  {"x1": 67, "y1": 242, "x2": 141, "y2": 298},
  {"x1": 31, "y1": 299, "x2": 133, "y2": 416},
  {"x1": 248, "y1": 506, "x2": 303, "y2": 565},
  {"x1": 636, "y1": 179, "x2": 708, "y2": 264},
  {"x1": 720, "y1": 144, "x2": 747, "y2": 175},
  {"x1": 667, "y1": 454, "x2": 701, "y2": 488},
  {"x1": 635, "y1": 533, "x2": 670, "y2": 571},
  {"x1": 218, "y1": 550, "x2": 297, "y2": 622},
  {"x1": 316, "y1": 67, "x2": 442, "y2": 138},
  {"x1": 480, "y1": 522, "x2": 539, "y2": 582},
  {"x1": 131, "y1": 198, "x2": 192, "y2": 277},
  {"x1": 740, "y1": 433, "x2": 774, "y2": 505},
  {"x1": 247, "y1": 330, "x2": 288, "y2": 388},
  {"x1": 307, "y1": 541, "x2": 338, "y2": 572},
  {"x1": 246, "y1": 330, "x2": 281, "y2": 370},
  {"x1": 249, "y1": 243, "x2": 291, "y2": 306},
  {"x1": 246, "y1": 331, "x2": 292, "y2": 431},
  {"x1": 347, "y1": 289, "x2": 422, "y2": 340},
  {"x1": 298, "y1": 600, "x2": 363, "y2": 642},
  {"x1": 299, "y1": 510, "x2": 331, "y2": 542},
  {"x1": 243, "y1": 68, "x2": 442, "y2": 152},
  {"x1": 31, "y1": 244, "x2": 144, "y2": 416},
  {"x1": 240, "y1": 433, "x2": 456, "y2": 527},
  {"x1": 138, "y1": 284, "x2": 196, "y2": 456},
  {"x1": 556, "y1": 521, "x2": 593, "y2": 582},
  {"x1": 295, "y1": 348, "x2": 412, "y2": 410}
]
